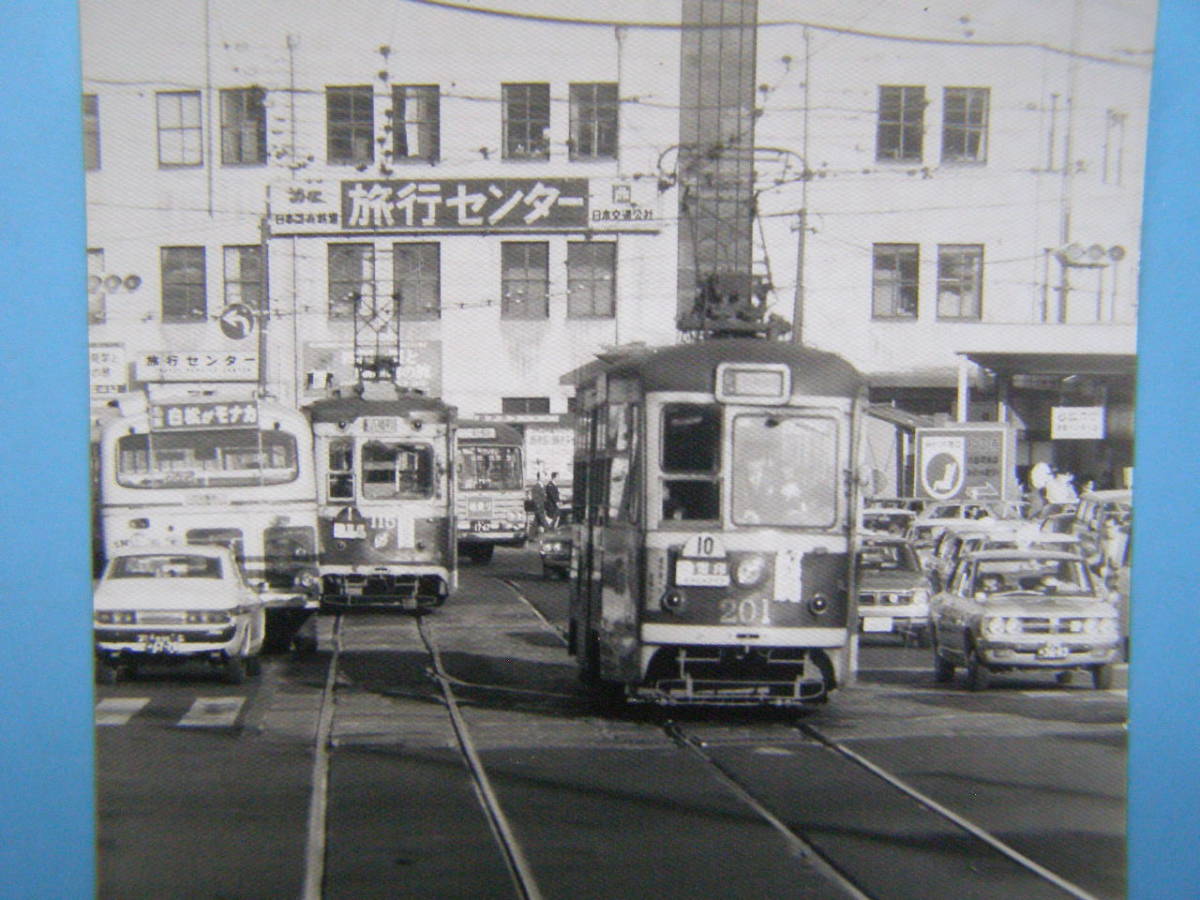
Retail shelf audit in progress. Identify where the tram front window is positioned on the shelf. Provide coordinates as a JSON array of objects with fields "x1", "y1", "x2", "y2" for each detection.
[
  {"x1": 116, "y1": 429, "x2": 298, "y2": 488},
  {"x1": 457, "y1": 446, "x2": 522, "y2": 491},
  {"x1": 661, "y1": 404, "x2": 720, "y2": 521},
  {"x1": 362, "y1": 441, "x2": 434, "y2": 499},
  {"x1": 732, "y1": 414, "x2": 838, "y2": 527}
]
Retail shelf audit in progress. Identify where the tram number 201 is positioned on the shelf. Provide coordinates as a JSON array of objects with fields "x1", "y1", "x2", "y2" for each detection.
[{"x1": 719, "y1": 597, "x2": 771, "y2": 626}]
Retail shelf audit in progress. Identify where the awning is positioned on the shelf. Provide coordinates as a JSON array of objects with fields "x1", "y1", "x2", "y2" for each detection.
[{"x1": 960, "y1": 352, "x2": 1137, "y2": 379}]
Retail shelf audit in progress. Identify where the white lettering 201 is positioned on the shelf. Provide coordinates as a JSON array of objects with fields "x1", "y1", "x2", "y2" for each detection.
[{"x1": 720, "y1": 597, "x2": 770, "y2": 626}]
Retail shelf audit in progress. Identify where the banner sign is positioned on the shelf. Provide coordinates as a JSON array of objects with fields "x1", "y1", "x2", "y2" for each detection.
[
  {"x1": 914, "y1": 425, "x2": 1014, "y2": 500},
  {"x1": 302, "y1": 341, "x2": 442, "y2": 397},
  {"x1": 135, "y1": 352, "x2": 259, "y2": 382},
  {"x1": 150, "y1": 401, "x2": 259, "y2": 430},
  {"x1": 268, "y1": 178, "x2": 659, "y2": 235}
]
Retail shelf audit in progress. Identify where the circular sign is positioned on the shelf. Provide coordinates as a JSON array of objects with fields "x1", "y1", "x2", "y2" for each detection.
[
  {"x1": 916, "y1": 451, "x2": 964, "y2": 501},
  {"x1": 218, "y1": 303, "x2": 256, "y2": 340}
]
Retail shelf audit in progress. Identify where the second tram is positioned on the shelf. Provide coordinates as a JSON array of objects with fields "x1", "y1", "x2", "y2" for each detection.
[
  {"x1": 308, "y1": 383, "x2": 457, "y2": 609},
  {"x1": 567, "y1": 339, "x2": 867, "y2": 705},
  {"x1": 454, "y1": 421, "x2": 527, "y2": 564}
]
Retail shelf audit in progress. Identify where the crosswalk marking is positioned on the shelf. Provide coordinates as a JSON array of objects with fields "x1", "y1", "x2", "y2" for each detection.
[
  {"x1": 95, "y1": 698, "x2": 151, "y2": 727},
  {"x1": 178, "y1": 697, "x2": 247, "y2": 728}
]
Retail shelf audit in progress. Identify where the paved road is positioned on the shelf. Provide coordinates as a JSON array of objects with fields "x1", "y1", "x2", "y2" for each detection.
[{"x1": 94, "y1": 546, "x2": 1127, "y2": 899}]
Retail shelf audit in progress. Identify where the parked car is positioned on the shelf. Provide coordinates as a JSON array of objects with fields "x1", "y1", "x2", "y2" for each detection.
[
  {"x1": 93, "y1": 545, "x2": 267, "y2": 685},
  {"x1": 856, "y1": 538, "x2": 933, "y2": 645},
  {"x1": 930, "y1": 550, "x2": 1121, "y2": 691},
  {"x1": 860, "y1": 507, "x2": 916, "y2": 537},
  {"x1": 1070, "y1": 489, "x2": 1133, "y2": 567},
  {"x1": 537, "y1": 526, "x2": 573, "y2": 579}
]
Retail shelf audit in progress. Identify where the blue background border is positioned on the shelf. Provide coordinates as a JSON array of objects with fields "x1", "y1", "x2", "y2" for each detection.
[{"x1": 0, "y1": 1, "x2": 1195, "y2": 896}]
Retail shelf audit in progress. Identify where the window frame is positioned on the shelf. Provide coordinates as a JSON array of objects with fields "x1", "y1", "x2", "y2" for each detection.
[
  {"x1": 327, "y1": 243, "x2": 375, "y2": 320},
  {"x1": 501, "y1": 241, "x2": 550, "y2": 319},
  {"x1": 326, "y1": 85, "x2": 375, "y2": 166},
  {"x1": 223, "y1": 245, "x2": 265, "y2": 312},
  {"x1": 871, "y1": 243, "x2": 920, "y2": 320},
  {"x1": 220, "y1": 87, "x2": 267, "y2": 166},
  {"x1": 876, "y1": 85, "x2": 925, "y2": 163},
  {"x1": 156, "y1": 91, "x2": 204, "y2": 167},
  {"x1": 160, "y1": 246, "x2": 207, "y2": 323},
  {"x1": 941, "y1": 87, "x2": 989, "y2": 164},
  {"x1": 392, "y1": 242, "x2": 441, "y2": 320},
  {"x1": 502, "y1": 83, "x2": 551, "y2": 160},
  {"x1": 569, "y1": 82, "x2": 618, "y2": 160},
  {"x1": 566, "y1": 241, "x2": 616, "y2": 318},
  {"x1": 936, "y1": 244, "x2": 984, "y2": 321},
  {"x1": 392, "y1": 84, "x2": 440, "y2": 163},
  {"x1": 83, "y1": 94, "x2": 100, "y2": 171}
]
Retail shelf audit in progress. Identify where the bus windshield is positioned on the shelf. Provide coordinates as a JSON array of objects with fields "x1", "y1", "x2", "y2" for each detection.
[
  {"x1": 731, "y1": 414, "x2": 839, "y2": 527},
  {"x1": 117, "y1": 429, "x2": 299, "y2": 489},
  {"x1": 457, "y1": 445, "x2": 523, "y2": 491}
]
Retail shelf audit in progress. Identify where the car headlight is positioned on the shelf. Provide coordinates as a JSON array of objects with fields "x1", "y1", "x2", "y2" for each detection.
[
  {"x1": 294, "y1": 571, "x2": 320, "y2": 591},
  {"x1": 186, "y1": 610, "x2": 232, "y2": 625},
  {"x1": 983, "y1": 616, "x2": 1022, "y2": 636},
  {"x1": 95, "y1": 610, "x2": 136, "y2": 625},
  {"x1": 733, "y1": 554, "x2": 766, "y2": 587}
]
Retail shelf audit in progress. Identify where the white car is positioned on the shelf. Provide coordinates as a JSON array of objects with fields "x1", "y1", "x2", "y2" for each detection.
[{"x1": 94, "y1": 545, "x2": 267, "y2": 684}]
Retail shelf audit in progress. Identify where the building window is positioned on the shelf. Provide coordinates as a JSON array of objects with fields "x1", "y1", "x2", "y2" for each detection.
[
  {"x1": 83, "y1": 94, "x2": 100, "y2": 171},
  {"x1": 872, "y1": 244, "x2": 919, "y2": 319},
  {"x1": 393, "y1": 242, "x2": 440, "y2": 319},
  {"x1": 392, "y1": 85, "x2": 439, "y2": 163},
  {"x1": 501, "y1": 242, "x2": 549, "y2": 318},
  {"x1": 937, "y1": 244, "x2": 983, "y2": 320},
  {"x1": 942, "y1": 87, "x2": 989, "y2": 163},
  {"x1": 88, "y1": 248, "x2": 105, "y2": 323},
  {"x1": 567, "y1": 241, "x2": 616, "y2": 318},
  {"x1": 569, "y1": 83, "x2": 618, "y2": 160},
  {"x1": 161, "y1": 247, "x2": 207, "y2": 322},
  {"x1": 328, "y1": 244, "x2": 375, "y2": 319},
  {"x1": 327, "y1": 86, "x2": 374, "y2": 165},
  {"x1": 220, "y1": 88, "x2": 267, "y2": 165},
  {"x1": 223, "y1": 246, "x2": 264, "y2": 311},
  {"x1": 502, "y1": 83, "x2": 550, "y2": 159},
  {"x1": 876, "y1": 86, "x2": 924, "y2": 162},
  {"x1": 156, "y1": 91, "x2": 203, "y2": 167},
  {"x1": 502, "y1": 397, "x2": 550, "y2": 415}
]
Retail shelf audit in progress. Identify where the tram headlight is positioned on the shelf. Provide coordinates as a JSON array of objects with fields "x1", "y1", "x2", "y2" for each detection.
[
  {"x1": 808, "y1": 593, "x2": 829, "y2": 615},
  {"x1": 660, "y1": 590, "x2": 685, "y2": 613},
  {"x1": 187, "y1": 610, "x2": 232, "y2": 625},
  {"x1": 733, "y1": 554, "x2": 767, "y2": 587},
  {"x1": 95, "y1": 610, "x2": 136, "y2": 625}
]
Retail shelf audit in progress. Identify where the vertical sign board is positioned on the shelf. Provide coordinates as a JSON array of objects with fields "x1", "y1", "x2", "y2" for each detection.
[{"x1": 914, "y1": 424, "x2": 1015, "y2": 501}]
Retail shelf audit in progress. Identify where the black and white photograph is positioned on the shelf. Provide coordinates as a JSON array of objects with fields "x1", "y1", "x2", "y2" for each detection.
[{"x1": 80, "y1": 1, "x2": 1154, "y2": 896}]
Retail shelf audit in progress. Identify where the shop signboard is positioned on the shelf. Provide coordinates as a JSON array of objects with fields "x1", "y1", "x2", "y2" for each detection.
[
  {"x1": 914, "y1": 424, "x2": 1015, "y2": 501},
  {"x1": 1051, "y1": 406, "x2": 1106, "y2": 440}
]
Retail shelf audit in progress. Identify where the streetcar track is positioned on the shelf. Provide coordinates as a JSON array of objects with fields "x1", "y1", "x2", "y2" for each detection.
[
  {"x1": 302, "y1": 613, "x2": 343, "y2": 900},
  {"x1": 415, "y1": 615, "x2": 545, "y2": 900},
  {"x1": 491, "y1": 569, "x2": 1109, "y2": 900}
]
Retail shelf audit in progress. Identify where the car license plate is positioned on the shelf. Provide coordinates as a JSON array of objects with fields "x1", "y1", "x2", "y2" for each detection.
[
  {"x1": 471, "y1": 520, "x2": 493, "y2": 533},
  {"x1": 139, "y1": 633, "x2": 181, "y2": 653},
  {"x1": 1036, "y1": 642, "x2": 1069, "y2": 660},
  {"x1": 862, "y1": 616, "x2": 893, "y2": 633},
  {"x1": 675, "y1": 558, "x2": 729, "y2": 587}
]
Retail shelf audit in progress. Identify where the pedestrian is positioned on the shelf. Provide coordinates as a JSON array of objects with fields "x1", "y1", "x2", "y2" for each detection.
[
  {"x1": 544, "y1": 472, "x2": 560, "y2": 529},
  {"x1": 529, "y1": 475, "x2": 547, "y2": 536},
  {"x1": 1045, "y1": 471, "x2": 1078, "y2": 504}
]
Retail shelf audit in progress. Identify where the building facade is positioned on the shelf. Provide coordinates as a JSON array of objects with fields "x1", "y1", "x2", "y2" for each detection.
[{"x1": 83, "y1": 0, "x2": 1153, "y2": 482}]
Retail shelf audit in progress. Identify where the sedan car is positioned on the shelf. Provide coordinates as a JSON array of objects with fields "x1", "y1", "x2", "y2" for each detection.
[
  {"x1": 537, "y1": 526, "x2": 573, "y2": 579},
  {"x1": 93, "y1": 545, "x2": 266, "y2": 684},
  {"x1": 856, "y1": 538, "x2": 933, "y2": 645},
  {"x1": 930, "y1": 550, "x2": 1120, "y2": 691}
]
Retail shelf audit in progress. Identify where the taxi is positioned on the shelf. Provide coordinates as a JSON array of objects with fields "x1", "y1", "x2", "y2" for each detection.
[
  {"x1": 930, "y1": 550, "x2": 1120, "y2": 691},
  {"x1": 94, "y1": 545, "x2": 266, "y2": 684},
  {"x1": 856, "y1": 538, "x2": 933, "y2": 645}
]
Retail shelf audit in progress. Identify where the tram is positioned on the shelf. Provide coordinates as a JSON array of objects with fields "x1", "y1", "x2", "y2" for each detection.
[
  {"x1": 96, "y1": 389, "x2": 320, "y2": 647},
  {"x1": 308, "y1": 382, "x2": 457, "y2": 609},
  {"x1": 454, "y1": 421, "x2": 527, "y2": 564},
  {"x1": 567, "y1": 338, "x2": 867, "y2": 705}
]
